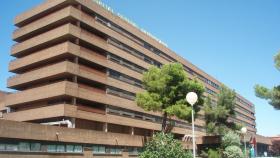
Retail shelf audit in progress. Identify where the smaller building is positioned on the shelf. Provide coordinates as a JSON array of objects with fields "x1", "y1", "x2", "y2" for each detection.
[
  {"x1": 253, "y1": 134, "x2": 272, "y2": 157},
  {"x1": 269, "y1": 136, "x2": 280, "y2": 156},
  {"x1": 0, "y1": 91, "x2": 9, "y2": 119}
]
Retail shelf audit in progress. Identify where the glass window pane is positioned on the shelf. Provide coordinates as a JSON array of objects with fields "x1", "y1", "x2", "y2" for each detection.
[
  {"x1": 19, "y1": 142, "x2": 30, "y2": 151},
  {"x1": 30, "y1": 143, "x2": 41, "y2": 151},
  {"x1": 99, "y1": 146, "x2": 105, "y2": 154},
  {"x1": 6, "y1": 144, "x2": 18, "y2": 151},
  {"x1": 105, "y1": 147, "x2": 110, "y2": 154},
  {"x1": 115, "y1": 148, "x2": 121, "y2": 154},
  {"x1": 0, "y1": 144, "x2": 5, "y2": 150},
  {"x1": 66, "y1": 145, "x2": 74, "y2": 152},
  {"x1": 56, "y1": 145, "x2": 65, "y2": 152},
  {"x1": 93, "y1": 146, "x2": 99, "y2": 154},
  {"x1": 110, "y1": 147, "x2": 116, "y2": 154},
  {"x1": 74, "y1": 145, "x2": 82, "y2": 153},
  {"x1": 128, "y1": 147, "x2": 138, "y2": 155},
  {"x1": 47, "y1": 145, "x2": 56, "y2": 152}
]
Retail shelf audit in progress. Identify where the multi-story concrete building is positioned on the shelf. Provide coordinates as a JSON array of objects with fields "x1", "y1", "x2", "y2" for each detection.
[{"x1": 0, "y1": 0, "x2": 262, "y2": 157}]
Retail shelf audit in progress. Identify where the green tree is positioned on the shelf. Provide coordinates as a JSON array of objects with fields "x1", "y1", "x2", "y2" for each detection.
[
  {"x1": 139, "y1": 132, "x2": 192, "y2": 158},
  {"x1": 221, "y1": 131, "x2": 244, "y2": 158},
  {"x1": 221, "y1": 131, "x2": 241, "y2": 148},
  {"x1": 136, "y1": 63, "x2": 205, "y2": 132},
  {"x1": 204, "y1": 85, "x2": 238, "y2": 135},
  {"x1": 223, "y1": 146, "x2": 244, "y2": 158},
  {"x1": 255, "y1": 52, "x2": 280, "y2": 110}
]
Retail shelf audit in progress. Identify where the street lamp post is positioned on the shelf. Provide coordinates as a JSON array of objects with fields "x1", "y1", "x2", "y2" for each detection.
[
  {"x1": 186, "y1": 92, "x2": 198, "y2": 158},
  {"x1": 241, "y1": 127, "x2": 247, "y2": 158}
]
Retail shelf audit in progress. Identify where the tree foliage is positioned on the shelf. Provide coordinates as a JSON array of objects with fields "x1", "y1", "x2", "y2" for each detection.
[
  {"x1": 255, "y1": 52, "x2": 280, "y2": 110},
  {"x1": 204, "y1": 85, "x2": 239, "y2": 135},
  {"x1": 201, "y1": 131, "x2": 243, "y2": 158},
  {"x1": 223, "y1": 146, "x2": 244, "y2": 158},
  {"x1": 136, "y1": 63, "x2": 205, "y2": 132},
  {"x1": 221, "y1": 131, "x2": 241, "y2": 148},
  {"x1": 139, "y1": 132, "x2": 192, "y2": 158},
  {"x1": 201, "y1": 149, "x2": 220, "y2": 158},
  {"x1": 221, "y1": 131, "x2": 244, "y2": 158}
]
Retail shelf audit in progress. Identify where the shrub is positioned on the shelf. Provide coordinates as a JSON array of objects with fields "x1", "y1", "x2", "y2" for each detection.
[
  {"x1": 223, "y1": 145, "x2": 244, "y2": 158},
  {"x1": 208, "y1": 149, "x2": 220, "y2": 158},
  {"x1": 139, "y1": 132, "x2": 192, "y2": 158},
  {"x1": 221, "y1": 131, "x2": 241, "y2": 148}
]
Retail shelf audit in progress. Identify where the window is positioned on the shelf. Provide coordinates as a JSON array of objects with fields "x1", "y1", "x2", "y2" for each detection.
[
  {"x1": 74, "y1": 145, "x2": 83, "y2": 153},
  {"x1": 93, "y1": 145, "x2": 106, "y2": 154},
  {"x1": 108, "y1": 147, "x2": 121, "y2": 154},
  {"x1": 93, "y1": 145, "x2": 121, "y2": 155},
  {"x1": 30, "y1": 143, "x2": 41, "y2": 151},
  {"x1": 19, "y1": 142, "x2": 30, "y2": 151},
  {"x1": 6, "y1": 144, "x2": 18, "y2": 151},
  {"x1": 0, "y1": 144, "x2": 5, "y2": 151},
  {"x1": 56, "y1": 145, "x2": 65, "y2": 152},
  {"x1": 128, "y1": 147, "x2": 140, "y2": 155},
  {"x1": 66, "y1": 145, "x2": 74, "y2": 152},
  {"x1": 47, "y1": 145, "x2": 56, "y2": 152}
]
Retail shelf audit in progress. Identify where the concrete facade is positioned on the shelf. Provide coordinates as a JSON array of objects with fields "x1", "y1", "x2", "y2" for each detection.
[{"x1": 0, "y1": 0, "x2": 261, "y2": 157}]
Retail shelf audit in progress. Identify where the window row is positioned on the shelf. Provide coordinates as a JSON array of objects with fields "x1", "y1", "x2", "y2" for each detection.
[
  {"x1": 107, "y1": 106, "x2": 206, "y2": 132},
  {"x1": 108, "y1": 69, "x2": 142, "y2": 88},
  {"x1": 107, "y1": 53, "x2": 146, "y2": 74},
  {"x1": 93, "y1": 145, "x2": 141, "y2": 155},
  {"x1": 206, "y1": 88, "x2": 217, "y2": 95},
  {"x1": 94, "y1": 13, "x2": 221, "y2": 91},
  {"x1": 94, "y1": 14, "x2": 172, "y2": 63},
  {"x1": 0, "y1": 142, "x2": 82, "y2": 153},
  {"x1": 108, "y1": 38, "x2": 161, "y2": 67},
  {"x1": 197, "y1": 74, "x2": 220, "y2": 90},
  {"x1": 235, "y1": 111, "x2": 255, "y2": 121},
  {"x1": 183, "y1": 66, "x2": 220, "y2": 91},
  {"x1": 106, "y1": 86, "x2": 136, "y2": 100},
  {"x1": 233, "y1": 118, "x2": 255, "y2": 129},
  {"x1": 236, "y1": 97, "x2": 253, "y2": 109},
  {"x1": 0, "y1": 140, "x2": 143, "y2": 156},
  {"x1": 235, "y1": 104, "x2": 254, "y2": 116}
]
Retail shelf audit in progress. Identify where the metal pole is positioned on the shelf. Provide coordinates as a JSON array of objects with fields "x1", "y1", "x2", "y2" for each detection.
[
  {"x1": 244, "y1": 135, "x2": 246, "y2": 158},
  {"x1": 192, "y1": 107, "x2": 195, "y2": 158}
]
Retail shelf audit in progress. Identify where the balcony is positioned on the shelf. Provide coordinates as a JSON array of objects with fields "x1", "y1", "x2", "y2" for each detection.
[
  {"x1": 14, "y1": 0, "x2": 71, "y2": 27},
  {"x1": 9, "y1": 42, "x2": 79, "y2": 73},
  {"x1": 0, "y1": 119, "x2": 145, "y2": 147},
  {"x1": 8, "y1": 61, "x2": 73, "y2": 89},
  {"x1": 5, "y1": 81, "x2": 71, "y2": 107},
  {"x1": 11, "y1": 23, "x2": 79, "y2": 57},
  {"x1": 13, "y1": 6, "x2": 79, "y2": 41},
  {"x1": 3, "y1": 104, "x2": 75, "y2": 121}
]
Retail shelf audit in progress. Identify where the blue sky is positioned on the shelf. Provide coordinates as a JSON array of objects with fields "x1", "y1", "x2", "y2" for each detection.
[{"x1": 0, "y1": 0, "x2": 279, "y2": 136}]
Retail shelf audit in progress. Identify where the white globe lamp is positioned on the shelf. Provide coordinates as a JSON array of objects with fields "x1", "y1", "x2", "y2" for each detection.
[{"x1": 186, "y1": 92, "x2": 198, "y2": 106}]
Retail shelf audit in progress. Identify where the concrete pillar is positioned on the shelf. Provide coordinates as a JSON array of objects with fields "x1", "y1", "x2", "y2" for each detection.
[
  {"x1": 83, "y1": 147, "x2": 93, "y2": 157},
  {"x1": 122, "y1": 151, "x2": 129, "y2": 158}
]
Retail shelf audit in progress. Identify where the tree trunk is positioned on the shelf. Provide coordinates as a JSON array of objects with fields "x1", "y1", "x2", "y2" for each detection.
[{"x1": 161, "y1": 112, "x2": 167, "y2": 133}]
